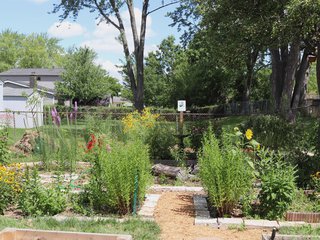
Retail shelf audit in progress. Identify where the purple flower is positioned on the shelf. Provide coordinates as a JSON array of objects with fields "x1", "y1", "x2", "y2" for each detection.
[
  {"x1": 51, "y1": 107, "x2": 61, "y2": 127},
  {"x1": 70, "y1": 101, "x2": 78, "y2": 121}
]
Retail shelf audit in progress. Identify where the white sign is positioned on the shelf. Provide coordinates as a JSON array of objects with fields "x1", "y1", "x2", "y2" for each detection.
[{"x1": 177, "y1": 100, "x2": 186, "y2": 112}]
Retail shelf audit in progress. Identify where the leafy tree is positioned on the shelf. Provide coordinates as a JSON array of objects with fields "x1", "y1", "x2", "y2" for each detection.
[
  {"x1": 0, "y1": 30, "x2": 63, "y2": 72},
  {"x1": 171, "y1": 0, "x2": 320, "y2": 121},
  {"x1": 56, "y1": 47, "x2": 120, "y2": 105},
  {"x1": 144, "y1": 36, "x2": 184, "y2": 107},
  {"x1": 52, "y1": 0, "x2": 179, "y2": 111}
]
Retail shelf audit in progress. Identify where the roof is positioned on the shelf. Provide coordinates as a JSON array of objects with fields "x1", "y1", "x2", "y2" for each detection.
[
  {"x1": 2, "y1": 81, "x2": 54, "y2": 97},
  {"x1": 3, "y1": 87, "x2": 33, "y2": 97},
  {"x1": 0, "y1": 68, "x2": 64, "y2": 76},
  {"x1": 112, "y1": 96, "x2": 131, "y2": 103}
]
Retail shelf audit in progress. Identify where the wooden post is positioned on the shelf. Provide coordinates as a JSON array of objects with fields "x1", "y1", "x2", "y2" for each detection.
[{"x1": 13, "y1": 112, "x2": 16, "y2": 138}]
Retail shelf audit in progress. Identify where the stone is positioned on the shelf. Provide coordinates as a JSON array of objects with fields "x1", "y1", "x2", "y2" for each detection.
[{"x1": 244, "y1": 219, "x2": 279, "y2": 229}]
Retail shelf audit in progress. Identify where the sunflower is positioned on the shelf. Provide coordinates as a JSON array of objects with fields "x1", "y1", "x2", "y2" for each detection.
[{"x1": 245, "y1": 129, "x2": 253, "y2": 140}]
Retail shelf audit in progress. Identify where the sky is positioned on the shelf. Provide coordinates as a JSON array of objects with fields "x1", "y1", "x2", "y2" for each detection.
[{"x1": 0, "y1": 0, "x2": 181, "y2": 81}]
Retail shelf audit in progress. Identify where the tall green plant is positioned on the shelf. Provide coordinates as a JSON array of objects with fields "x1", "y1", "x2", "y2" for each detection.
[
  {"x1": 84, "y1": 138, "x2": 151, "y2": 215},
  {"x1": 198, "y1": 128, "x2": 253, "y2": 216}
]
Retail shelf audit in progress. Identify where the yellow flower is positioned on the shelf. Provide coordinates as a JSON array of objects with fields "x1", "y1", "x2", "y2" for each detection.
[
  {"x1": 315, "y1": 171, "x2": 320, "y2": 179},
  {"x1": 245, "y1": 129, "x2": 253, "y2": 140}
]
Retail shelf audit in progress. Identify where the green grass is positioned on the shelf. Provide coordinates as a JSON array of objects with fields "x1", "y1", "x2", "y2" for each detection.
[
  {"x1": 0, "y1": 216, "x2": 160, "y2": 239},
  {"x1": 279, "y1": 225, "x2": 320, "y2": 236}
]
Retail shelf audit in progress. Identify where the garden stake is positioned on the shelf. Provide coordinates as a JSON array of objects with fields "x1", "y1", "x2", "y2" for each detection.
[
  {"x1": 132, "y1": 171, "x2": 139, "y2": 216},
  {"x1": 270, "y1": 227, "x2": 277, "y2": 240}
]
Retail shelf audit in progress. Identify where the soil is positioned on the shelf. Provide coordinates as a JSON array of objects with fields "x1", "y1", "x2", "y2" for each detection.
[{"x1": 154, "y1": 192, "x2": 270, "y2": 240}]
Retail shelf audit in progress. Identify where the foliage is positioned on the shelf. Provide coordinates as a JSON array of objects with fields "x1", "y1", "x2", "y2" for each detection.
[
  {"x1": 279, "y1": 224, "x2": 320, "y2": 236},
  {"x1": 310, "y1": 171, "x2": 320, "y2": 193},
  {"x1": 83, "y1": 137, "x2": 151, "y2": 215},
  {"x1": 289, "y1": 189, "x2": 320, "y2": 213},
  {"x1": 243, "y1": 115, "x2": 300, "y2": 150},
  {"x1": 18, "y1": 168, "x2": 66, "y2": 216},
  {"x1": 52, "y1": 1, "x2": 172, "y2": 110},
  {"x1": 145, "y1": 122, "x2": 176, "y2": 160},
  {"x1": 0, "y1": 29, "x2": 63, "y2": 72},
  {"x1": 0, "y1": 164, "x2": 23, "y2": 214},
  {"x1": 144, "y1": 36, "x2": 185, "y2": 107},
  {"x1": 56, "y1": 46, "x2": 120, "y2": 105},
  {"x1": 0, "y1": 128, "x2": 10, "y2": 165},
  {"x1": 122, "y1": 108, "x2": 159, "y2": 141},
  {"x1": 258, "y1": 156, "x2": 297, "y2": 220},
  {"x1": 198, "y1": 128, "x2": 253, "y2": 216}
]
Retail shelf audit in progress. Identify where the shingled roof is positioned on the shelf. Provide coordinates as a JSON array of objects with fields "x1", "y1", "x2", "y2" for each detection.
[{"x1": 0, "y1": 68, "x2": 64, "y2": 76}]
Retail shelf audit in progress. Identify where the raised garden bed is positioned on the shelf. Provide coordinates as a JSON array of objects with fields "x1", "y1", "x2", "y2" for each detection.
[{"x1": 0, "y1": 228, "x2": 132, "y2": 240}]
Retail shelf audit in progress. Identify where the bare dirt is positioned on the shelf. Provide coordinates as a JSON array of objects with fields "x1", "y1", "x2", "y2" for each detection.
[{"x1": 154, "y1": 192, "x2": 270, "y2": 240}]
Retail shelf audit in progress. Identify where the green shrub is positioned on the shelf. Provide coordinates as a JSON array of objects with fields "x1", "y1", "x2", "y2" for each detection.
[
  {"x1": 0, "y1": 128, "x2": 10, "y2": 165},
  {"x1": 243, "y1": 115, "x2": 301, "y2": 150},
  {"x1": 146, "y1": 122, "x2": 176, "y2": 160},
  {"x1": 258, "y1": 157, "x2": 297, "y2": 220},
  {"x1": 198, "y1": 128, "x2": 253, "y2": 216},
  {"x1": 85, "y1": 138, "x2": 151, "y2": 215},
  {"x1": 18, "y1": 168, "x2": 66, "y2": 216}
]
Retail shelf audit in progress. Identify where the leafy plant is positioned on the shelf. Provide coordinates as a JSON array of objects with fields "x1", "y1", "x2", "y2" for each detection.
[
  {"x1": 84, "y1": 137, "x2": 151, "y2": 215},
  {"x1": 198, "y1": 128, "x2": 253, "y2": 216},
  {"x1": 0, "y1": 164, "x2": 23, "y2": 214},
  {"x1": 258, "y1": 157, "x2": 297, "y2": 220},
  {"x1": 18, "y1": 168, "x2": 67, "y2": 216},
  {"x1": 0, "y1": 128, "x2": 10, "y2": 165},
  {"x1": 145, "y1": 122, "x2": 176, "y2": 160}
]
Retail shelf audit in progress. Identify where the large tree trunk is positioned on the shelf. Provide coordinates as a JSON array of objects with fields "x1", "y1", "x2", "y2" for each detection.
[
  {"x1": 292, "y1": 49, "x2": 310, "y2": 117},
  {"x1": 127, "y1": 0, "x2": 149, "y2": 111},
  {"x1": 280, "y1": 40, "x2": 300, "y2": 122},
  {"x1": 242, "y1": 49, "x2": 259, "y2": 114},
  {"x1": 316, "y1": 42, "x2": 320, "y2": 95},
  {"x1": 270, "y1": 47, "x2": 287, "y2": 111}
]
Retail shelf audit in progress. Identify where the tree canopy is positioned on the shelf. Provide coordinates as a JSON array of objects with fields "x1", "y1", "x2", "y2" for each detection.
[
  {"x1": 0, "y1": 29, "x2": 64, "y2": 72},
  {"x1": 56, "y1": 47, "x2": 121, "y2": 105}
]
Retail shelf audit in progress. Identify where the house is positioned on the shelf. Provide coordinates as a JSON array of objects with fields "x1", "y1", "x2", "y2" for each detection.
[
  {"x1": 0, "y1": 68, "x2": 63, "y2": 128},
  {"x1": 109, "y1": 96, "x2": 133, "y2": 107},
  {"x1": 0, "y1": 81, "x2": 55, "y2": 128},
  {"x1": 0, "y1": 68, "x2": 63, "y2": 93}
]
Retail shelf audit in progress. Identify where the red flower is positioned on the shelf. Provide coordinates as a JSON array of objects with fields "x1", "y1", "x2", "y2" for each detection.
[{"x1": 86, "y1": 134, "x2": 97, "y2": 152}]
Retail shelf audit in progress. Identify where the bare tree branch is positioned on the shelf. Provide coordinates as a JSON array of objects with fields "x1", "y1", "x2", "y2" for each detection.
[
  {"x1": 147, "y1": 0, "x2": 180, "y2": 16},
  {"x1": 93, "y1": 0, "x2": 120, "y2": 30}
]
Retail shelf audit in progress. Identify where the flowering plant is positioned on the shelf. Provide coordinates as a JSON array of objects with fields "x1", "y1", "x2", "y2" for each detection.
[
  {"x1": 233, "y1": 127, "x2": 260, "y2": 151},
  {"x1": 0, "y1": 163, "x2": 23, "y2": 213},
  {"x1": 122, "y1": 108, "x2": 159, "y2": 141}
]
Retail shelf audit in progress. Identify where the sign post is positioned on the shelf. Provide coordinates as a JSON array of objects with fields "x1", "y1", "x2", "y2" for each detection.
[{"x1": 177, "y1": 100, "x2": 186, "y2": 148}]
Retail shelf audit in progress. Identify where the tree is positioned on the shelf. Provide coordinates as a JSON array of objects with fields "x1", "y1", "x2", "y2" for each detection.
[
  {"x1": 171, "y1": 0, "x2": 320, "y2": 121},
  {"x1": 144, "y1": 36, "x2": 183, "y2": 107},
  {"x1": 53, "y1": 0, "x2": 179, "y2": 111},
  {"x1": 0, "y1": 30, "x2": 64, "y2": 72},
  {"x1": 56, "y1": 46, "x2": 120, "y2": 105}
]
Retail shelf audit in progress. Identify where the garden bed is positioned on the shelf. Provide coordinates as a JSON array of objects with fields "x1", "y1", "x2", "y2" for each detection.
[{"x1": 0, "y1": 228, "x2": 132, "y2": 240}]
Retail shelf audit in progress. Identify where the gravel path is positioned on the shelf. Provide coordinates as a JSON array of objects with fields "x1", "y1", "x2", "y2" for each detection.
[{"x1": 154, "y1": 192, "x2": 269, "y2": 240}]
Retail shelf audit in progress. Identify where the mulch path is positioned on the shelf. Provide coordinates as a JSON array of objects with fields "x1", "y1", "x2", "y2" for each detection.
[{"x1": 154, "y1": 191, "x2": 270, "y2": 240}]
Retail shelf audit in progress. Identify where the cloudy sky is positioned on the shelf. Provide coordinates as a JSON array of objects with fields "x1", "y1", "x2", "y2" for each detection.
[{"x1": 1, "y1": 0, "x2": 181, "y2": 80}]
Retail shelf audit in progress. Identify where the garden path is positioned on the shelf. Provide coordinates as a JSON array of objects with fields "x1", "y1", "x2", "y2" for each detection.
[{"x1": 154, "y1": 191, "x2": 269, "y2": 240}]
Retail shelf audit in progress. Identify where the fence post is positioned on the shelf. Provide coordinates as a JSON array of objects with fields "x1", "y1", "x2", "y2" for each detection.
[{"x1": 12, "y1": 112, "x2": 16, "y2": 138}]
